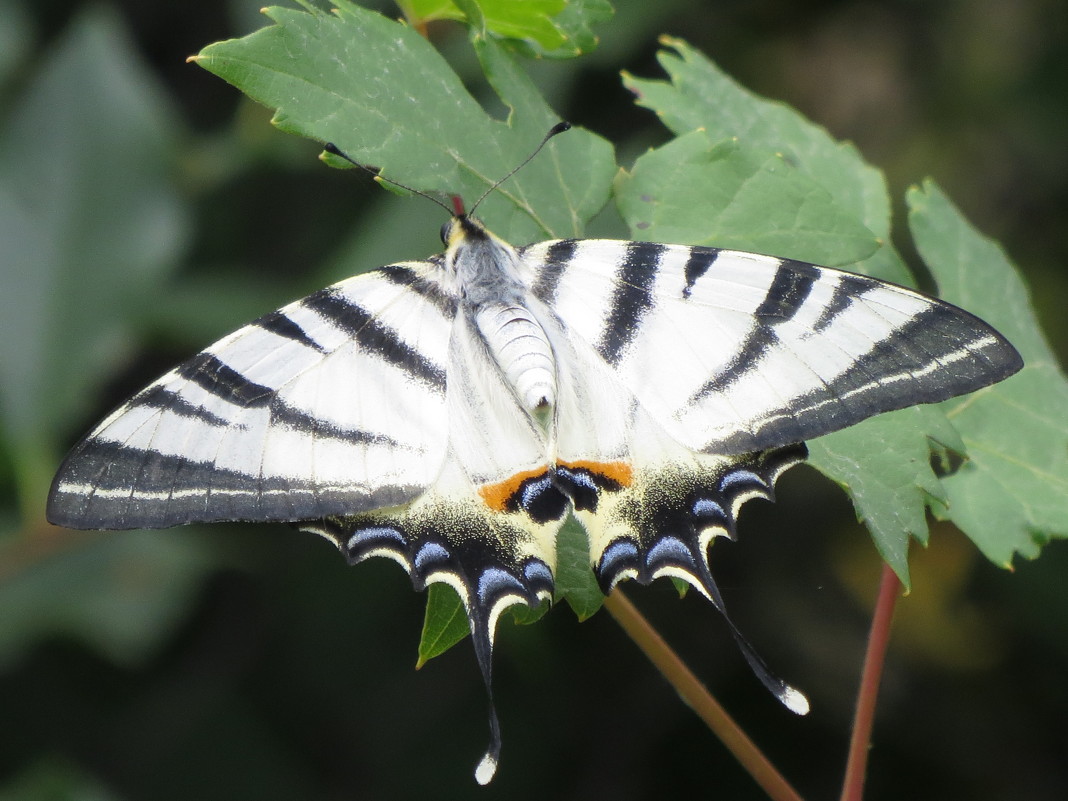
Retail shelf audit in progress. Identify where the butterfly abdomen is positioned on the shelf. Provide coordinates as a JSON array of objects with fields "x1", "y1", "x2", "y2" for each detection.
[
  {"x1": 474, "y1": 303, "x2": 556, "y2": 422},
  {"x1": 445, "y1": 215, "x2": 558, "y2": 425}
]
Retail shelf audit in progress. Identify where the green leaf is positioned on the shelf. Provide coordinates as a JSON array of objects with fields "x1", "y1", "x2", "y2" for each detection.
[
  {"x1": 616, "y1": 131, "x2": 879, "y2": 265},
  {"x1": 417, "y1": 581, "x2": 550, "y2": 668},
  {"x1": 400, "y1": 0, "x2": 612, "y2": 58},
  {"x1": 908, "y1": 180, "x2": 1068, "y2": 565},
  {"x1": 193, "y1": 0, "x2": 614, "y2": 245},
  {"x1": 554, "y1": 515, "x2": 604, "y2": 620},
  {"x1": 0, "y1": 7, "x2": 189, "y2": 518},
  {"x1": 530, "y1": 0, "x2": 613, "y2": 58},
  {"x1": 623, "y1": 40, "x2": 895, "y2": 253},
  {"x1": 807, "y1": 406, "x2": 961, "y2": 579},
  {"x1": 417, "y1": 583, "x2": 470, "y2": 666}
]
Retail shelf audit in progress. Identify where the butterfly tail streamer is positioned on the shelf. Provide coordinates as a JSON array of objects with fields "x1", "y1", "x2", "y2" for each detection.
[
  {"x1": 468, "y1": 604, "x2": 503, "y2": 785},
  {"x1": 580, "y1": 444, "x2": 810, "y2": 713},
  {"x1": 693, "y1": 557, "x2": 810, "y2": 715}
]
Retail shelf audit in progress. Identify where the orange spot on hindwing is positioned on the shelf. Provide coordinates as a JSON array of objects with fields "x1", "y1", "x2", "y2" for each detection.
[
  {"x1": 478, "y1": 461, "x2": 634, "y2": 521},
  {"x1": 478, "y1": 468, "x2": 549, "y2": 513},
  {"x1": 557, "y1": 460, "x2": 633, "y2": 488}
]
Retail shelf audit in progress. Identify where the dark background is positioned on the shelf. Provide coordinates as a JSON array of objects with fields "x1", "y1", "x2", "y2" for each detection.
[{"x1": 1, "y1": 1, "x2": 1066, "y2": 799}]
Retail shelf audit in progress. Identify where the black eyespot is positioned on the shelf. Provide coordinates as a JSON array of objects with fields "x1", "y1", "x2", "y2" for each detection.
[{"x1": 439, "y1": 221, "x2": 451, "y2": 245}]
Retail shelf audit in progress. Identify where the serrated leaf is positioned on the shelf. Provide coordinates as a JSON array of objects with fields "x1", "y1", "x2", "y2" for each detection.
[
  {"x1": 808, "y1": 406, "x2": 960, "y2": 583},
  {"x1": 624, "y1": 40, "x2": 892, "y2": 246},
  {"x1": 193, "y1": 0, "x2": 614, "y2": 245},
  {"x1": 615, "y1": 131, "x2": 878, "y2": 265},
  {"x1": 908, "y1": 180, "x2": 1068, "y2": 565},
  {"x1": 529, "y1": 0, "x2": 613, "y2": 58},
  {"x1": 0, "y1": 7, "x2": 189, "y2": 518}
]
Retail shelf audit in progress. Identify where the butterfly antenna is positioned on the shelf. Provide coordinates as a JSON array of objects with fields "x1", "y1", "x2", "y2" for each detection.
[
  {"x1": 322, "y1": 142, "x2": 453, "y2": 214},
  {"x1": 467, "y1": 121, "x2": 572, "y2": 216}
]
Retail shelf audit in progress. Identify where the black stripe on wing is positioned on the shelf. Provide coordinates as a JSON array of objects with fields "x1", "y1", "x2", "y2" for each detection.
[
  {"x1": 528, "y1": 239, "x2": 579, "y2": 305},
  {"x1": 268, "y1": 400, "x2": 407, "y2": 448},
  {"x1": 256, "y1": 310, "x2": 326, "y2": 352},
  {"x1": 690, "y1": 259, "x2": 822, "y2": 401},
  {"x1": 179, "y1": 353, "x2": 273, "y2": 407},
  {"x1": 46, "y1": 441, "x2": 422, "y2": 529},
  {"x1": 597, "y1": 241, "x2": 664, "y2": 365},
  {"x1": 682, "y1": 248, "x2": 718, "y2": 299},
  {"x1": 706, "y1": 300, "x2": 1023, "y2": 454},
  {"x1": 302, "y1": 288, "x2": 447, "y2": 391},
  {"x1": 380, "y1": 262, "x2": 458, "y2": 318},
  {"x1": 754, "y1": 260, "x2": 819, "y2": 321},
  {"x1": 133, "y1": 385, "x2": 231, "y2": 427}
]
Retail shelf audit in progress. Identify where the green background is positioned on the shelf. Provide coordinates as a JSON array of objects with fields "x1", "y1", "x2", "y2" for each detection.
[{"x1": 1, "y1": 0, "x2": 1066, "y2": 799}]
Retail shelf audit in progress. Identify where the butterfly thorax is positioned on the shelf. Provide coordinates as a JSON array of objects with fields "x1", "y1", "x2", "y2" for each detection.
[{"x1": 444, "y1": 215, "x2": 557, "y2": 428}]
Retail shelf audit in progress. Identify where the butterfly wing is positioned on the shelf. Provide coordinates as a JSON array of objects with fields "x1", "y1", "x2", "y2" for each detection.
[
  {"x1": 520, "y1": 239, "x2": 1022, "y2": 455},
  {"x1": 519, "y1": 238, "x2": 1021, "y2": 714},
  {"x1": 47, "y1": 262, "x2": 458, "y2": 530},
  {"x1": 303, "y1": 307, "x2": 570, "y2": 786}
]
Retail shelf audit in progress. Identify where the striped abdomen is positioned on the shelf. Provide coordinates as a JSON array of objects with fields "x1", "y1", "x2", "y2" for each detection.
[{"x1": 475, "y1": 303, "x2": 556, "y2": 423}]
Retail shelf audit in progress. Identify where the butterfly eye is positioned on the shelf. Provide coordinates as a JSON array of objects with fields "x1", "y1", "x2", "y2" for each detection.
[{"x1": 440, "y1": 221, "x2": 452, "y2": 246}]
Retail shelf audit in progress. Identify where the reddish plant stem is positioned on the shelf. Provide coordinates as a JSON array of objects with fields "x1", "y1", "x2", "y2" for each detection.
[
  {"x1": 604, "y1": 589, "x2": 805, "y2": 801},
  {"x1": 840, "y1": 562, "x2": 902, "y2": 801}
]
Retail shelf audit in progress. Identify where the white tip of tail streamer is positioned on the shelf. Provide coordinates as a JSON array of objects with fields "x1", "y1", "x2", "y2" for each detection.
[
  {"x1": 780, "y1": 685, "x2": 810, "y2": 716},
  {"x1": 475, "y1": 752, "x2": 498, "y2": 785}
]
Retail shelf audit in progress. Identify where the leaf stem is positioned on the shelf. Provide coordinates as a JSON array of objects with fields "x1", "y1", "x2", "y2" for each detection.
[
  {"x1": 839, "y1": 562, "x2": 901, "y2": 801},
  {"x1": 603, "y1": 589, "x2": 805, "y2": 801}
]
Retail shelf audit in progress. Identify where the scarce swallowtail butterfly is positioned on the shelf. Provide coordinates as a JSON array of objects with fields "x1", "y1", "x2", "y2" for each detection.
[{"x1": 47, "y1": 123, "x2": 1022, "y2": 784}]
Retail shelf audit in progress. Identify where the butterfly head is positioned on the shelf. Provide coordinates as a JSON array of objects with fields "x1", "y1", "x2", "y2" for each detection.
[{"x1": 440, "y1": 214, "x2": 524, "y2": 303}]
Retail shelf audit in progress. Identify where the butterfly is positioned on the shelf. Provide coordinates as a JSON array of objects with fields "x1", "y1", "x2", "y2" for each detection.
[{"x1": 46, "y1": 126, "x2": 1023, "y2": 783}]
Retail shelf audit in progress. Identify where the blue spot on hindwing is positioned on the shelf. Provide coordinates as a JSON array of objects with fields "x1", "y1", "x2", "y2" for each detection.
[
  {"x1": 599, "y1": 539, "x2": 639, "y2": 579},
  {"x1": 347, "y1": 525, "x2": 406, "y2": 554},
  {"x1": 478, "y1": 567, "x2": 527, "y2": 604},
  {"x1": 523, "y1": 560, "x2": 553, "y2": 588},
  {"x1": 414, "y1": 541, "x2": 451, "y2": 572},
  {"x1": 719, "y1": 469, "x2": 766, "y2": 492},
  {"x1": 646, "y1": 536, "x2": 694, "y2": 569},
  {"x1": 692, "y1": 497, "x2": 726, "y2": 521}
]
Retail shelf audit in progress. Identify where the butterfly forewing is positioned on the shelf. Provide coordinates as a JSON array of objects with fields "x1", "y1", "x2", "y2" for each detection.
[
  {"x1": 48, "y1": 262, "x2": 457, "y2": 529},
  {"x1": 518, "y1": 239, "x2": 1023, "y2": 454}
]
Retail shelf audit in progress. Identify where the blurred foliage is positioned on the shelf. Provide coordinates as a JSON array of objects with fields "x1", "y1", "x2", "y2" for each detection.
[{"x1": 1, "y1": 1, "x2": 1066, "y2": 800}]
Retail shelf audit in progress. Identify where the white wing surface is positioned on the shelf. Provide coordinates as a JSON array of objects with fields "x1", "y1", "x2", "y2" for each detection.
[
  {"x1": 518, "y1": 239, "x2": 1023, "y2": 455},
  {"x1": 48, "y1": 262, "x2": 458, "y2": 529}
]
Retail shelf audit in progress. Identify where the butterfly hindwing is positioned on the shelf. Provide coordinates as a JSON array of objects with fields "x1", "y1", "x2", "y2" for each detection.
[{"x1": 47, "y1": 261, "x2": 457, "y2": 529}]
